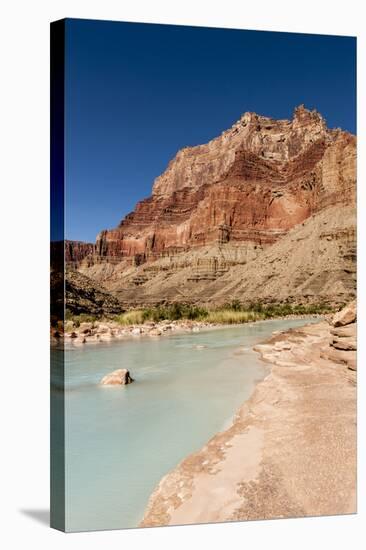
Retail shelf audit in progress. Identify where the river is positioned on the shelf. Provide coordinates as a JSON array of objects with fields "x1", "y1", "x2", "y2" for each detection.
[{"x1": 52, "y1": 317, "x2": 317, "y2": 531}]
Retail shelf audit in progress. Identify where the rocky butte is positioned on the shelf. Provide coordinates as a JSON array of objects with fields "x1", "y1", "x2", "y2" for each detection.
[{"x1": 66, "y1": 105, "x2": 356, "y2": 311}]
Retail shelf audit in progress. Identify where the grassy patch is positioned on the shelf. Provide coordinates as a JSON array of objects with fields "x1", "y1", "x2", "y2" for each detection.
[
  {"x1": 204, "y1": 309, "x2": 262, "y2": 324},
  {"x1": 114, "y1": 310, "x2": 147, "y2": 325},
  {"x1": 65, "y1": 301, "x2": 333, "y2": 327},
  {"x1": 244, "y1": 301, "x2": 333, "y2": 318},
  {"x1": 65, "y1": 311, "x2": 98, "y2": 327},
  {"x1": 114, "y1": 304, "x2": 207, "y2": 325}
]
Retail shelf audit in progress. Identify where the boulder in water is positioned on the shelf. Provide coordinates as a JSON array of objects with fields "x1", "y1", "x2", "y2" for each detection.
[{"x1": 100, "y1": 368, "x2": 134, "y2": 386}]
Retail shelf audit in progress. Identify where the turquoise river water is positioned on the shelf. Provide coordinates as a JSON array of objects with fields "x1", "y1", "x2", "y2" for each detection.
[{"x1": 52, "y1": 317, "x2": 316, "y2": 531}]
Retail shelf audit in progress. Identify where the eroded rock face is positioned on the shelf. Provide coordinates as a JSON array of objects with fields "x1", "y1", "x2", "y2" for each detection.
[
  {"x1": 332, "y1": 300, "x2": 356, "y2": 327},
  {"x1": 323, "y1": 302, "x2": 357, "y2": 371},
  {"x1": 65, "y1": 105, "x2": 356, "y2": 308},
  {"x1": 100, "y1": 369, "x2": 134, "y2": 386},
  {"x1": 152, "y1": 105, "x2": 328, "y2": 197},
  {"x1": 77, "y1": 203, "x2": 354, "y2": 308},
  {"x1": 65, "y1": 240, "x2": 95, "y2": 268},
  {"x1": 67, "y1": 105, "x2": 356, "y2": 266}
]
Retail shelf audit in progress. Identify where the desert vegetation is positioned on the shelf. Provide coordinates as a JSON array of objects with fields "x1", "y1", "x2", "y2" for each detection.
[{"x1": 66, "y1": 301, "x2": 334, "y2": 327}]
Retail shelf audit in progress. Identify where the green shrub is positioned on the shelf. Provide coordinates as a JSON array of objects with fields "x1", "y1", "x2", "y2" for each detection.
[
  {"x1": 204, "y1": 309, "x2": 263, "y2": 324},
  {"x1": 114, "y1": 310, "x2": 146, "y2": 325},
  {"x1": 68, "y1": 300, "x2": 334, "y2": 328},
  {"x1": 229, "y1": 299, "x2": 242, "y2": 312}
]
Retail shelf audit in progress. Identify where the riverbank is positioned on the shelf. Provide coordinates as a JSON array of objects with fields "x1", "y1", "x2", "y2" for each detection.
[
  {"x1": 52, "y1": 312, "x2": 327, "y2": 346},
  {"x1": 140, "y1": 311, "x2": 357, "y2": 527},
  {"x1": 57, "y1": 318, "x2": 219, "y2": 346}
]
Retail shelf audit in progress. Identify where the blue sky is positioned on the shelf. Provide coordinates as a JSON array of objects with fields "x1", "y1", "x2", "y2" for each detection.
[{"x1": 65, "y1": 19, "x2": 356, "y2": 243}]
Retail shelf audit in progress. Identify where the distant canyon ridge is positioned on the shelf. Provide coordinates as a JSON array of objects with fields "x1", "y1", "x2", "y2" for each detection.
[{"x1": 65, "y1": 105, "x2": 356, "y2": 313}]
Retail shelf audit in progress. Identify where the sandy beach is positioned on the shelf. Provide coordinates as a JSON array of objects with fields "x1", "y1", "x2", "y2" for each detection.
[{"x1": 140, "y1": 318, "x2": 357, "y2": 527}]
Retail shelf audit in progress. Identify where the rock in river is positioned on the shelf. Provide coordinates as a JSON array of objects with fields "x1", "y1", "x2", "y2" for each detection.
[{"x1": 100, "y1": 369, "x2": 134, "y2": 386}]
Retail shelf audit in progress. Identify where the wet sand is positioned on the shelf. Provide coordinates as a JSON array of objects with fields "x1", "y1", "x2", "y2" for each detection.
[{"x1": 140, "y1": 320, "x2": 356, "y2": 527}]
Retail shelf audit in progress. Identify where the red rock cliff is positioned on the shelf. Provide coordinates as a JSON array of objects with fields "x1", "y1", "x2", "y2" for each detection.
[
  {"x1": 72, "y1": 106, "x2": 356, "y2": 265},
  {"x1": 65, "y1": 240, "x2": 95, "y2": 267}
]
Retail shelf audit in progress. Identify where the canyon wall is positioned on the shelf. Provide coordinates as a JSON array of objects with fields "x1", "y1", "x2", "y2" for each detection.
[
  {"x1": 66, "y1": 105, "x2": 356, "y2": 308},
  {"x1": 71, "y1": 105, "x2": 355, "y2": 267},
  {"x1": 65, "y1": 241, "x2": 95, "y2": 268}
]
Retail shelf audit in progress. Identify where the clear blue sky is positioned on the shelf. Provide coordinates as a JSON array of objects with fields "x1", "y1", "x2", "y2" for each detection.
[{"x1": 65, "y1": 18, "x2": 356, "y2": 243}]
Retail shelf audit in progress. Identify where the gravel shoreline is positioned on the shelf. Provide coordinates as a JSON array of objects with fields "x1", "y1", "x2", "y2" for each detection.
[{"x1": 51, "y1": 313, "x2": 325, "y2": 347}]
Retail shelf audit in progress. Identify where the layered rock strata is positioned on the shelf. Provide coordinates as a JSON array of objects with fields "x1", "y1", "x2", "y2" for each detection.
[
  {"x1": 322, "y1": 301, "x2": 357, "y2": 370},
  {"x1": 65, "y1": 240, "x2": 95, "y2": 268},
  {"x1": 68, "y1": 105, "x2": 356, "y2": 265},
  {"x1": 76, "y1": 204, "x2": 355, "y2": 308},
  {"x1": 66, "y1": 105, "x2": 356, "y2": 308}
]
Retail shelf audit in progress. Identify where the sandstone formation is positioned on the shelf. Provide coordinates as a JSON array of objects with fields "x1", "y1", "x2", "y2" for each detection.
[
  {"x1": 321, "y1": 301, "x2": 357, "y2": 370},
  {"x1": 66, "y1": 105, "x2": 356, "y2": 309},
  {"x1": 100, "y1": 368, "x2": 134, "y2": 386},
  {"x1": 65, "y1": 240, "x2": 95, "y2": 269},
  {"x1": 332, "y1": 300, "x2": 356, "y2": 327},
  {"x1": 75, "y1": 205, "x2": 355, "y2": 308}
]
